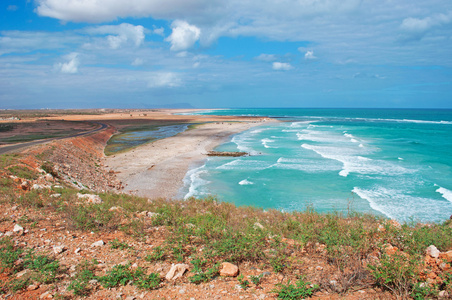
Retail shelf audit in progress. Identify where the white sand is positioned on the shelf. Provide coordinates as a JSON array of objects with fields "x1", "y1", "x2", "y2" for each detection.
[{"x1": 105, "y1": 121, "x2": 269, "y2": 199}]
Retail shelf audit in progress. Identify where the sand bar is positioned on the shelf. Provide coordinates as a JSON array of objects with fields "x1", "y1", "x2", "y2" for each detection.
[{"x1": 105, "y1": 119, "x2": 272, "y2": 199}]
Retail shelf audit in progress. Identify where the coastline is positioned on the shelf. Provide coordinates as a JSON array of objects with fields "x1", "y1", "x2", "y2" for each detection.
[{"x1": 105, "y1": 119, "x2": 273, "y2": 199}]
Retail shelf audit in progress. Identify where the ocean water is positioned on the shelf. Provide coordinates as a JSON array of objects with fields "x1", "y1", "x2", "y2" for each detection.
[{"x1": 181, "y1": 108, "x2": 452, "y2": 223}]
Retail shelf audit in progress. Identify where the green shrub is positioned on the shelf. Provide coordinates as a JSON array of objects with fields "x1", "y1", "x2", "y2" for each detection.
[
  {"x1": 146, "y1": 246, "x2": 166, "y2": 262},
  {"x1": 68, "y1": 261, "x2": 96, "y2": 296},
  {"x1": 23, "y1": 250, "x2": 60, "y2": 284},
  {"x1": 98, "y1": 264, "x2": 134, "y2": 288},
  {"x1": 368, "y1": 252, "x2": 420, "y2": 298},
  {"x1": 109, "y1": 239, "x2": 132, "y2": 250},
  {"x1": 272, "y1": 277, "x2": 319, "y2": 299},
  {"x1": 237, "y1": 274, "x2": 250, "y2": 290},
  {"x1": 7, "y1": 165, "x2": 37, "y2": 180},
  {"x1": 133, "y1": 268, "x2": 161, "y2": 290},
  {"x1": 250, "y1": 274, "x2": 264, "y2": 287},
  {"x1": 0, "y1": 238, "x2": 23, "y2": 273}
]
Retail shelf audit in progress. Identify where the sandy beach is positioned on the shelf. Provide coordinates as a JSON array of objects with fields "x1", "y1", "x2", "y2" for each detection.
[{"x1": 105, "y1": 120, "x2": 270, "y2": 199}]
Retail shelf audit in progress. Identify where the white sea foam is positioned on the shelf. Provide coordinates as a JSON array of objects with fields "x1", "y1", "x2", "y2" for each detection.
[
  {"x1": 217, "y1": 159, "x2": 272, "y2": 171},
  {"x1": 350, "y1": 117, "x2": 452, "y2": 125},
  {"x1": 353, "y1": 186, "x2": 452, "y2": 222},
  {"x1": 301, "y1": 143, "x2": 411, "y2": 177},
  {"x1": 274, "y1": 157, "x2": 341, "y2": 172},
  {"x1": 261, "y1": 138, "x2": 276, "y2": 148},
  {"x1": 359, "y1": 144, "x2": 364, "y2": 148},
  {"x1": 239, "y1": 179, "x2": 254, "y2": 185},
  {"x1": 436, "y1": 186, "x2": 452, "y2": 203},
  {"x1": 398, "y1": 157, "x2": 404, "y2": 160},
  {"x1": 183, "y1": 165, "x2": 210, "y2": 199},
  {"x1": 352, "y1": 187, "x2": 396, "y2": 219}
]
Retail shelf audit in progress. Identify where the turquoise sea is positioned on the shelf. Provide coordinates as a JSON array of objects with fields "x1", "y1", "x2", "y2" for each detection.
[{"x1": 181, "y1": 108, "x2": 452, "y2": 223}]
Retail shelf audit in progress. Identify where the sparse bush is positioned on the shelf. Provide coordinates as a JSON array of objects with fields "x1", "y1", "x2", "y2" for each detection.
[
  {"x1": 368, "y1": 252, "x2": 420, "y2": 298},
  {"x1": 272, "y1": 277, "x2": 319, "y2": 299},
  {"x1": 68, "y1": 260, "x2": 96, "y2": 296}
]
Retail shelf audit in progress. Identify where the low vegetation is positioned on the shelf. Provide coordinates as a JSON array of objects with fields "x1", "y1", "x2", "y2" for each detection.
[{"x1": 1, "y1": 152, "x2": 452, "y2": 299}]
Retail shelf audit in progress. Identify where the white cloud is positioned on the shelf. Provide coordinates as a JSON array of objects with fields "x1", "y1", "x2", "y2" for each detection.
[
  {"x1": 147, "y1": 72, "x2": 182, "y2": 88},
  {"x1": 131, "y1": 58, "x2": 144, "y2": 66},
  {"x1": 36, "y1": 0, "x2": 216, "y2": 23},
  {"x1": 304, "y1": 50, "x2": 317, "y2": 60},
  {"x1": 153, "y1": 27, "x2": 165, "y2": 36},
  {"x1": 7, "y1": 5, "x2": 19, "y2": 11},
  {"x1": 56, "y1": 53, "x2": 79, "y2": 74},
  {"x1": 85, "y1": 23, "x2": 145, "y2": 49},
  {"x1": 272, "y1": 62, "x2": 293, "y2": 71},
  {"x1": 400, "y1": 11, "x2": 452, "y2": 40},
  {"x1": 255, "y1": 54, "x2": 277, "y2": 62},
  {"x1": 166, "y1": 20, "x2": 201, "y2": 51}
]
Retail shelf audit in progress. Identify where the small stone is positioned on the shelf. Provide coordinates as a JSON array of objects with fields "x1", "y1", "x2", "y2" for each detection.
[
  {"x1": 16, "y1": 269, "x2": 30, "y2": 278},
  {"x1": 253, "y1": 222, "x2": 264, "y2": 230},
  {"x1": 147, "y1": 212, "x2": 159, "y2": 218},
  {"x1": 50, "y1": 194, "x2": 61, "y2": 198},
  {"x1": 91, "y1": 240, "x2": 105, "y2": 247},
  {"x1": 75, "y1": 248, "x2": 81, "y2": 254},
  {"x1": 262, "y1": 272, "x2": 271, "y2": 276},
  {"x1": 165, "y1": 264, "x2": 189, "y2": 280},
  {"x1": 40, "y1": 291, "x2": 53, "y2": 299},
  {"x1": 315, "y1": 266, "x2": 323, "y2": 271},
  {"x1": 89, "y1": 279, "x2": 98, "y2": 285},
  {"x1": 426, "y1": 245, "x2": 440, "y2": 258},
  {"x1": 109, "y1": 206, "x2": 123, "y2": 212},
  {"x1": 125, "y1": 297, "x2": 136, "y2": 300},
  {"x1": 377, "y1": 224, "x2": 385, "y2": 232},
  {"x1": 77, "y1": 193, "x2": 103, "y2": 204},
  {"x1": 53, "y1": 245, "x2": 65, "y2": 254},
  {"x1": 5, "y1": 231, "x2": 13, "y2": 237},
  {"x1": 179, "y1": 289, "x2": 186, "y2": 294},
  {"x1": 27, "y1": 284, "x2": 39, "y2": 291},
  {"x1": 219, "y1": 262, "x2": 239, "y2": 277},
  {"x1": 439, "y1": 290, "x2": 449, "y2": 298},
  {"x1": 13, "y1": 224, "x2": 24, "y2": 232},
  {"x1": 21, "y1": 181, "x2": 31, "y2": 190}
]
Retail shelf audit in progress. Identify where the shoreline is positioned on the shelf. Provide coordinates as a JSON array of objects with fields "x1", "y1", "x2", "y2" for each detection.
[{"x1": 105, "y1": 119, "x2": 273, "y2": 199}]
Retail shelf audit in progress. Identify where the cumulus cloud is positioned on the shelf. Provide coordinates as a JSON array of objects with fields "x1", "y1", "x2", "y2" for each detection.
[
  {"x1": 131, "y1": 58, "x2": 144, "y2": 66},
  {"x1": 255, "y1": 54, "x2": 277, "y2": 62},
  {"x1": 400, "y1": 11, "x2": 452, "y2": 40},
  {"x1": 56, "y1": 53, "x2": 79, "y2": 74},
  {"x1": 85, "y1": 23, "x2": 145, "y2": 49},
  {"x1": 148, "y1": 72, "x2": 182, "y2": 88},
  {"x1": 304, "y1": 50, "x2": 317, "y2": 60},
  {"x1": 166, "y1": 20, "x2": 201, "y2": 51},
  {"x1": 35, "y1": 0, "x2": 216, "y2": 23},
  {"x1": 272, "y1": 62, "x2": 293, "y2": 71}
]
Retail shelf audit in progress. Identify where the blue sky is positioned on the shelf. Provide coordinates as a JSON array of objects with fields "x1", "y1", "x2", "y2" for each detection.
[{"x1": 1, "y1": 0, "x2": 451, "y2": 109}]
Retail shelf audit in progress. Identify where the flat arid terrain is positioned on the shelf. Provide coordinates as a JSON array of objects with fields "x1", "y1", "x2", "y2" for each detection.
[{"x1": 0, "y1": 109, "x2": 452, "y2": 299}]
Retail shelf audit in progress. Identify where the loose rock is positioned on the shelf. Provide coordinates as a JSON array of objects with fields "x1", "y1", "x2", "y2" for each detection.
[
  {"x1": 426, "y1": 245, "x2": 440, "y2": 258},
  {"x1": 13, "y1": 224, "x2": 24, "y2": 233},
  {"x1": 165, "y1": 263, "x2": 189, "y2": 280},
  {"x1": 77, "y1": 193, "x2": 103, "y2": 204},
  {"x1": 91, "y1": 240, "x2": 105, "y2": 247},
  {"x1": 53, "y1": 245, "x2": 65, "y2": 254},
  {"x1": 220, "y1": 262, "x2": 239, "y2": 277}
]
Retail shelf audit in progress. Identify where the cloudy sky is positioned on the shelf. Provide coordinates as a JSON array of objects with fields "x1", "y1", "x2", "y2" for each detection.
[{"x1": 1, "y1": 0, "x2": 451, "y2": 109}]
